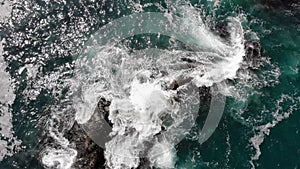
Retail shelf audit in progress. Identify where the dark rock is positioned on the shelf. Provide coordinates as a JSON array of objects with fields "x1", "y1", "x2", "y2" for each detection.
[
  {"x1": 198, "y1": 86, "x2": 212, "y2": 116},
  {"x1": 181, "y1": 57, "x2": 196, "y2": 63},
  {"x1": 137, "y1": 158, "x2": 151, "y2": 169},
  {"x1": 245, "y1": 40, "x2": 261, "y2": 59},
  {"x1": 168, "y1": 80, "x2": 180, "y2": 90},
  {"x1": 97, "y1": 98, "x2": 112, "y2": 127},
  {"x1": 244, "y1": 39, "x2": 262, "y2": 68},
  {"x1": 214, "y1": 22, "x2": 230, "y2": 39},
  {"x1": 65, "y1": 122, "x2": 106, "y2": 169},
  {"x1": 199, "y1": 86, "x2": 211, "y2": 104}
]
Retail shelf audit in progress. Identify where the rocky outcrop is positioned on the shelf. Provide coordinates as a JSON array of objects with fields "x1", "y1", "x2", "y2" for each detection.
[
  {"x1": 214, "y1": 22, "x2": 231, "y2": 39},
  {"x1": 64, "y1": 20, "x2": 263, "y2": 169},
  {"x1": 244, "y1": 39, "x2": 262, "y2": 68},
  {"x1": 214, "y1": 21, "x2": 263, "y2": 68},
  {"x1": 65, "y1": 122, "x2": 106, "y2": 169}
]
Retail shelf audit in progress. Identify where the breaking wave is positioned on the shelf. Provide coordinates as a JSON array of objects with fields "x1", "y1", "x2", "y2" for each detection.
[{"x1": 72, "y1": 5, "x2": 245, "y2": 169}]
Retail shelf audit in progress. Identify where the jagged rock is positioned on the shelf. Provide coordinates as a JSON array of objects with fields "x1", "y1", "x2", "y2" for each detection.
[
  {"x1": 244, "y1": 39, "x2": 262, "y2": 68},
  {"x1": 62, "y1": 97, "x2": 115, "y2": 169},
  {"x1": 245, "y1": 39, "x2": 261, "y2": 58},
  {"x1": 214, "y1": 22, "x2": 230, "y2": 39},
  {"x1": 65, "y1": 122, "x2": 106, "y2": 169},
  {"x1": 214, "y1": 21, "x2": 263, "y2": 68},
  {"x1": 97, "y1": 98, "x2": 112, "y2": 127},
  {"x1": 137, "y1": 158, "x2": 151, "y2": 169}
]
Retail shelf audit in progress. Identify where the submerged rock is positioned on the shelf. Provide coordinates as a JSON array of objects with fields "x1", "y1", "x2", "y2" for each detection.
[{"x1": 258, "y1": 0, "x2": 299, "y2": 9}]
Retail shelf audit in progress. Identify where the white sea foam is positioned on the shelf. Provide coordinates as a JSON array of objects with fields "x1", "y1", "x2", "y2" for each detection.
[{"x1": 109, "y1": 78, "x2": 172, "y2": 137}]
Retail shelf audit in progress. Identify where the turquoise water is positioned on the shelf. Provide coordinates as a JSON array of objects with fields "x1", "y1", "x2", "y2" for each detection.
[{"x1": 0, "y1": 0, "x2": 299, "y2": 168}]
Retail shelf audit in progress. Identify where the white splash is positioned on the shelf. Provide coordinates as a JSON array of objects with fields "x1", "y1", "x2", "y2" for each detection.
[
  {"x1": 109, "y1": 78, "x2": 172, "y2": 136},
  {"x1": 104, "y1": 76, "x2": 179, "y2": 169},
  {"x1": 73, "y1": 5, "x2": 245, "y2": 169}
]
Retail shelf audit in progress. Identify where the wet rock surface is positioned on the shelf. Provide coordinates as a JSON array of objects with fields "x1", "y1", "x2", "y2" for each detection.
[
  {"x1": 214, "y1": 21, "x2": 263, "y2": 68},
  {"x1": 97, "y1": 98, "x2": 112, "y2": 127},
  {"x1": 214, "y1": 22, "x2": 231, "y2": 39},
  {"x1": 244, "y1": 39, "x2": 262, "y2": 68},
  {"x1": 65, "y1": 122, "x2": 106, "y2": 169}
]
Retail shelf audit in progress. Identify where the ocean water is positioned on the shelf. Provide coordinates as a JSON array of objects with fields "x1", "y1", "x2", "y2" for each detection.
[{"x1": 0, "y1": 0, "x2": 299, "y2": 169}]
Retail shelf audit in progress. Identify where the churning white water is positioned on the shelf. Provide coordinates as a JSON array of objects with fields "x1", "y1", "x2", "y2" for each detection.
[{"x1": 71, "y1": 5, "x2": 245, "y2": 169}]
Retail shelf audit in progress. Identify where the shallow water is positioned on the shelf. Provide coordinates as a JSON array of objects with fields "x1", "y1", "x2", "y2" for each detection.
[{"x1": 0, "y1": 0, "x2": 299, "y2": 169}]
